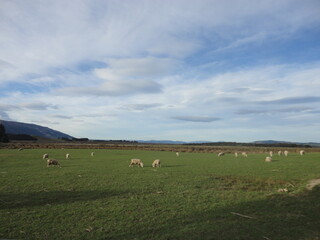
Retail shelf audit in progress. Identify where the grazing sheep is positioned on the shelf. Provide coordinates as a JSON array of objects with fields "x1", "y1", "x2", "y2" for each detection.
[
  {"x1": 300, "y1": 150, "x2": 305, "y2": 156},
  {"x1": 269, "y1": 151, "x2": 273, "y2": 157},
  {"x1": 66, "y1": 153, "x2": 70, "y2": 159},
  {"x1": 218, "y1": 152, "x2": 225, "y2": 157},
  {"x1": 277, "y1": 188, "x2": 288, "y2": 193},
  {"x1": 129, "y1": 159, "x2": 144, "y2": 167},
  {"x1": 176, "y1": 152, "x2": 179, "y2": 157},
  {"x1": 278, "y1": 150, "x2": 282, "y2": 156},
  {"x1": 47, "y1": 159, "x2": 61, "y2": 167},
  {"x1": 241, "y1": 152, "x2": 248, "y2": 157},
  {"x1": 234, "y1": 152, "x2": 238, "y2": 157},
  {"x1": 152, "y1": 159, "x2": 161, "y2": 167},
  {"x1": 43, "y1": 153, "x2": 49, "y2": 159},
  {"x1": 284, "y1": 150, "x2": 288, "y2": 157},
  {"x1": 265, "y1": 156, "x2": 272, "y2": 162},
  {"x1": 91, "y1": 152, "x2": 94, "y2": 157}
]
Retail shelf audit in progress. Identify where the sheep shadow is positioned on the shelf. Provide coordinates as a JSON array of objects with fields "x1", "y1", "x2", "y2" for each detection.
[
  {"x1": 114, "y1": 187, "x2": 320, "y2": 240},
  {"x1": 161, "y1": 165, "x2": 185, "y2": 168},
  {"x1": 269, "y1": 159, "x2": 280, "y2": 162},
  {"x1": 144, "y1": 165, "x2": 185, "y2": 168},
  {"x1": 0, "y1": 189, "x2": 127, "y2": 209}
]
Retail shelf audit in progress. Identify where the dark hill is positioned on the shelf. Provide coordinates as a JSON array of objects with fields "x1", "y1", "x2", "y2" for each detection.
[{"x1": 0, "y1": 120, "x2": 73, "y2": 140}]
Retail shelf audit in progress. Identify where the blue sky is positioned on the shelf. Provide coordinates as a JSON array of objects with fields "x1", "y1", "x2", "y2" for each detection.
[{"x1": 1, "y1": 0, "x2": 320, "y2": 142}]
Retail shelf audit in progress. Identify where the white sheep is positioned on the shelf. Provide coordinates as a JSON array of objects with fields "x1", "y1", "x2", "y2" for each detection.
[
  {"x1": 234, "y1": 152, "x2": 238, "y2": 157},
  {"x1": 176, "y1": 152, "x2": 179, "y2": 157},
  {"x1": 66, "y1": 153, "x2": 70, "y2": 159},
  {"x1": 284, "y1": 150, "x2": 288, "y2": 157},
  {"x1": 47, "y1": 159, "x2": 61, "y2": 167},
  {"x1": 277, "y1": 188, "x2": 288, "y2": 192},
  {"x1": 265, "y1": 156, "x2": 272, "y2": 162},
  {"x1": 278, "y1": 150, "x2": 282, "y2": 156},
  {"x1": 152, "y1": 159, "x2": 161, "y2": 167},
  {"x1": 129, "y1": 159, "x2": 144, "y2": 167},
  {"x1": 299, "y1": 150, "x2": 305, "y2": 156},
  {"x1": 241, "y1": 152, "x2": 248, "y2": 157},
  {"x1": 91, "y1": 152, "x2": 95, "y2": 157},
  {"x1": 269, "y1": 151, "x2": 273, "y2": 157},
  {"x1": 43, "y1": 153, "x2": 49, "y2": 159},
  {"x1": 218, "y1": 152, "x2": 225, "y2": 157}
]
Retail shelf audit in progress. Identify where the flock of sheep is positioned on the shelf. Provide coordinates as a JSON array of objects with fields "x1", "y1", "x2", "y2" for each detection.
[
  {"x1": 43, "y1": 151, "x2": 179, "y2": 168},
  {"x1": 129, "y1": 158, "x2": 161, "y2": 168},
  {"x1": 217, "y1": 149, "x2": 306, "y2": 162},
  {"x1": 43, "y1": 151, "x2": 166, "y2": 168},
  {"x1": 264, "y1": 150, "x2": 306, "y2": 162},
  {"x1": 43, "y1": 149, "x2": 306, "y2": 168},
  {"x1": 129, "y1": 152, "x2": 179, "y2": 168},
  {"x1": 43, "y1": 152, "x2": 95, "y2": 167}
]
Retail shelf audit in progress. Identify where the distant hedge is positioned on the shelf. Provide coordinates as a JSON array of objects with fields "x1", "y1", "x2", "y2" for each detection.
[
  {"x1": 7, "y1": 134, "x2": 37, "y2": 141},
  {"x1": 184, "y1": 142, "x2": 312, "y2": 148}
]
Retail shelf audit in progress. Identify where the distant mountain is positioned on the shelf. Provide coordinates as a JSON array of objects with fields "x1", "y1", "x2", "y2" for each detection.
[
  {"x1": 253, "y1": 140, "x2": 320, "y2": 147},
  {"x1": 1, "y1": 120, "x2": 318, "y2": 146},
  {"x1": 253, "y1": 140, "x2": 291, "y2": 144},
  {"x1": 139, "y1": 139, "x2": 320, "y2": 147},
  {"x1": 0, "y1": 120, "x2": 73, "y2": 140}
]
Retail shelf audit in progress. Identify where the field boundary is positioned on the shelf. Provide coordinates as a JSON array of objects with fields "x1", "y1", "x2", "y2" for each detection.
[{"x1": 1, "y1": 142, "x2": 320, "y2": 153}]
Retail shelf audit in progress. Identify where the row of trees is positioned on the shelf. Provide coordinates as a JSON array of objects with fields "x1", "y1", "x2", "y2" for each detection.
[
  {"x1": 0, "y1": 123, "x2": 9, "y2": 142},
  {"x1": 1, "y1": 123, "x2": 39, "y2": 142}
]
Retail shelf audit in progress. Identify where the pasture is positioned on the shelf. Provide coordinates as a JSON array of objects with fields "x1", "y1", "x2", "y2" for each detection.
[{"x1": 1, "y1": 148, "x2": 320, "y2": 240}]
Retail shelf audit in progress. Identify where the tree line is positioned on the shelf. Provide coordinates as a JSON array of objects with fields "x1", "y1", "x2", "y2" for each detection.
[{"x1": 0, "y1": 123, "x2": 9, "y2": 142}]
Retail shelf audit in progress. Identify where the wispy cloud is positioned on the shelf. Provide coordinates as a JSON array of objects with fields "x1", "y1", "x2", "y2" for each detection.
[
  {"x1": 257, "y1": 96, "x2": 320, "y2": 105},
  {"x1": 50, "y1": 115, "x2": 73, "y2": 119},
  {"x1": 172, "y1": 116, "x2": 221, "y2": 123},
  {"x1": 0, "y1": 102, "x2": 57, "y2": 111},
  {"x1": 236, "y1": 107, "x2": 313, "y2": 115},
  {"x1": 57, "y1": 79, "x2": 162, "y2": 96},
  {"x1": 96, "y1": 58, "x2": 180, "y2": 79},
  {"x1": 121, "y1": 103, "x2": 162, "y2": 112}
]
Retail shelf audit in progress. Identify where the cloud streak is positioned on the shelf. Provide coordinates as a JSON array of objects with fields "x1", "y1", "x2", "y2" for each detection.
[
  {"x1": 258, "y1": 96, "x2": 320, "y2": 105},
  {"x1": 121, "y1": 103, "x2": 162, "y2": 111},
  {"x1": 236, "y1": 107, "x2": 313, "y2": 115},
  {"x1": 57, "y1": 79, "x2": 162, "y2": 96},
  {"x1": 172, "y1": 116, "x2": 221, "y2": 123},
  {"x1": 0, "y1": 103, "x2": 57, "y2": 111}
]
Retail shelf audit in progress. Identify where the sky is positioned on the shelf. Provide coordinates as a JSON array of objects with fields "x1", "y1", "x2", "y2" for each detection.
[{"x1": 1, "y1": 0, "x2": 320, "y2": 142}]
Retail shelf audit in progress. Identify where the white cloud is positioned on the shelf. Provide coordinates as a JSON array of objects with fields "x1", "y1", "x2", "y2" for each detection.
[
  {"x1": 97, "y1": 57, "x2": 180, "y2": 79},
  {"x1": 1, "y1": 0, "x2": 319, "y2": 141},
  {"x1": 29, "y1": 77, "x2": 56, "y2": 85},
  {"x1": 57, "y1": 79, "x2": 162, "y2": 96},
  {"x1": 54, "y1": 57, "x2": 180, "y2": 97},
  {"x1": 1, "y1": 0, "x2": 319, "y2": 84}
]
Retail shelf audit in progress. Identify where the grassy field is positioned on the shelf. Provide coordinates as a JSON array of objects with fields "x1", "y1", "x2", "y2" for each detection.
[{"x1": 0, "y1": 148, "x2": 319, "y2": 240}]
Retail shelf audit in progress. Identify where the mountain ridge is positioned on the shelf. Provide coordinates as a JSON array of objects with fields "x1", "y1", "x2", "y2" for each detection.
[
  {"x1": 138, "y1": 139, "x2": 320, "y2": 146},
  {"x1": 1, "y1": 120, "x2": 73, "y2": 140},
  {"x1": 1, "y1": 120, "x2": 319, "y2": 146}
]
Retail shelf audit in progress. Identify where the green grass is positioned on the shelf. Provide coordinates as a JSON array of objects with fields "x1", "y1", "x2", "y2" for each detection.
[{"x1": 1, "y1": 149, "x2": 320, "y2": 240}]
